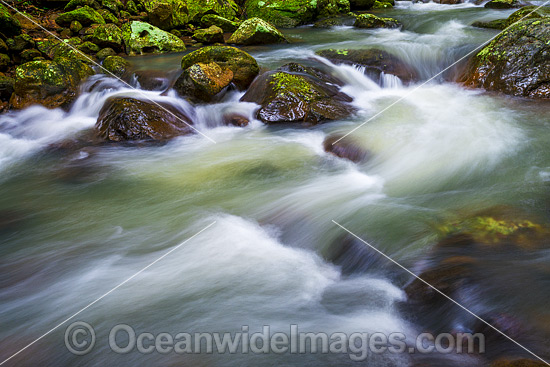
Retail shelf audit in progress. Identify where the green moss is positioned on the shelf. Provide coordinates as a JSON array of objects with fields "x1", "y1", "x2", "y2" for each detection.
[
  {"x1": 92, "y1": 23, "x2": 123, "y2": 49},
  {"x1": 0, "y1": 3, "x2": 21, "y2": 36},
  {"x1": 102, "y1": 55, "x2": 130, "y2": 77},
  {"x1": 56, "y1": 6, "x2": 106, "y2": 27},
  {"x1": 354, "y1": 13, "x2": 400, "y2": 28},
  {"x1": 121, "y1": 20, "x2": 186, "y2": 55},
  {"x1": 228, "y1": 17, "x2": 287, "y2": 45}
]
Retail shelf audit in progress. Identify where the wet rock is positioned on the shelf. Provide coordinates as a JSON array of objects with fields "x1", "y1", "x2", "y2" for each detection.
[
  {"x1": 92, "y1": 23, "x2": 123, "y2": 50},
  {"x1": 98, "y1": 9, "x2": 118, "y2": 23},
  {"x1": 223, "y1": 113, "x2": 249, "y2": 127},
  {"x1": 240, "y1": 66, "x2": 355, "y2": 124},
  {"x1": 0, "y1": 75, "x2": 14, "y2": 101},
  {"x1": 484, "y1": 0, "x2": 528, "y2": 8},
  {"x1": 350, "y1": 0, "x2": 376, "y2": 9},
  {"x1": 174, "y1": 62, "x2": 233, "y2": 102},
  {"x1": 313, "y1": 15, "x2": 356, "y2": 28},
  {"x1": 134, "y1": 69, "x2": 175, "y2": 90},
  {"x1": 184, "y1": 0, "x2": 240, "y2": 23},
  {"x1": 56, "y1": 6, "x2": 106, "y2": 27},
  {"x1": 228, "y1": 17, "x2": 288, "y2": 45},
  {"x1": 95, "y1": 97, "x2": 194, "y2": 141},
  {"x1": 96, "y1": 47, "x2": 116, "y2": 59},
  {"x1": 323, "y1": 134, "x2": 369, "y2": 162},
  {"x1": 472, "y1": 19, "x2": 507, "y2": 29},
  {"x1": 102, "y1": 55, "x2": 130, "y2": 77},
  {"x1": 244, "y1": 0, "x2": 350, "y2": 28},
  {"x1": 101, "y1": 0, "x2": 123, "y2": 14},
  {"x1": 121, "y1": 20, "x2": 186, "y2": 55},
  {"x1": 36, "y1": 38, "x2": 91, "y2": 63},
  {"x1": 70, "y1": 20, "x2": 83, "y2": 33},
  {"x1": 201, "y1": 14, "x2": 240, "y2": 32},
  {"x1": 180, "y1": 45, "x2": 259, "y2": 89},
  {"x1": 354, "y1": 13, "x2": 401, "y2": 28},
  {"x1": 506, "y1": 5, "x2": 550, "y2": 26},
  {"x1": 7, "y1": 34, "x2": 35, "y2": 53},
  {"x1": 0, "y1": 3, "x2": 22, "y2": 37},
  {"x1": 77, "y1": 41, "x2": 100, "y2": 53},
  {"x1": 372, "y1": 1, "x2": 393, "y2": 8},
  {"x1": 463, "y1": 18, "x2": 550, "y2": 98},
  {"x1": 10, "y1": 57, "x2": 94, "y2": 109},
  {"x1": 20, "y1": 49, "x2": 42, "y2": 62},
  {"x1": 316, "y1": 48, "x2": 417, "y2": 82},
  {"x1": 193, "y1": 25, "x2": 225, "y2": 44}
]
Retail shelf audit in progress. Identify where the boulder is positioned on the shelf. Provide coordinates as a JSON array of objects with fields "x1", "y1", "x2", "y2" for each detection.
[
  {"x1": 140, "y1": 0, "x2": 188, "y2": 30},
  {"x1": 372, "y1": 1, "x2": 393, "y2": 8},
  {"x1": 193, "y1": 25, "x2": 225, "y2": 44},
  {"x1": 201, "y1": 14, "x2": 240, "y2": 32},
  {"x1": 101, "y1": 0, "x2": 123, "y2": 14},
  {"x1": 10, "y1": 57, "x2": 94, "y2": 109},
  {"x1": 56, "y1": 6, "x2": 106, "y2": 27},
  {"x1": 96, "y1": 47, "x2": 116, "y2": 59},
  {"x1": 7, "y1": 34, "x2": 36, "y2": 53},
  {"x1": 70, "y1": 20, "x2": 83, "y2": 33},
  {"x1": 98, "y1": 9, "x2": 118, "y2": 23},
  {"x1": 240, "y1": 65, "x2": 356, "y2": 124},
  {"x1": 184, "y1": 0, "x2": 240, "y2": 23},
  {"x1": 228, "y1": 17, "x2": 288, "y2": 45},
  {"x1": 244, "y1": 0, "x2": 350, "y2": 28},
  {"x1": 95, "y1": 97, "x2": 194, "y2": 141},
  {"x1": 0, "y1": 75, "x2": 14, "y2": 101},
  {"x1": 180, "y1": 45, "x2": 259, "y2": 89},
  {"x1": 121, "y1": 21, "x2": 186, "y2": 55},
  {"x1": 64, "y1": 0, "x2": 101, "y2": 10},
  {"x1": 471, "y1": 19, "x2": 507, "y2": 30},
  {"x1": 463, "y1": 18, "x2": 550, "y2": 98},
  {"x1": 313, "y1": 15, "x2": 356, "y2": 28},
  {"x1": 354, "y1": 13, "x2": 401, "y2": 29},
  {"x1": 0, "y1": 54, "x2": 11, "y2": 72},
  {"x1": 20, "y1": 49, "x2": 42, "y2": 62},
  {"x1": 323, "y1": 134, "x2": 369, "y2": 162},
  {"x1": 77, "y1": 41, "x2": 100, "y2": 53},
  {"x1": 92, "y1": 23, "x2": 123, "y2": 50},
  {"x1": 0, "y1": 3, "x2": 22, "y2": 37},
  {"x1": 13, "y1": 12, "x2": 42, "y2": 32},
  {"x1": 102, "y1": 55, "x2": 130, "y2": 77},
  {"x1": 484, "y1": 0, "x2": 528, "y2": 8},
  {"x1": 316, "y1": 48, "x2": 417, "y2": 82},
  {"x1": 174, "y1": 62, "x2": 233, "y2": 102},
  {"x1": 37, "y1": 38, "x2": 91, "y2": 63},
  {"x1": 506, "y1": 5, "x2": 550, "y2": 26}
]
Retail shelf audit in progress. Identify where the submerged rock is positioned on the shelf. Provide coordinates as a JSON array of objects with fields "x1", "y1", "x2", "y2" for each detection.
[
  {"x1": 95, "y1": 97, "x2": 194, "y2": 141},
  {"x1": 354, "y1": 13, "x2": 401, "y2": 28},
  {"x1": 193, "y1": 25, "x2": 225, "y2": 44},
  {"x1": 56, "y1": 6, "x2": 106, "y2": 27},
  {"x1": 240, "y1": 65, "x2": 355, "y2": 124},
  {"x1": 121, "y1": 21, "x2": 186, "y2": 55},
  {"x1": 244, "y1": 0, "x2": 350, "y2": 28},
  {"x1": 174, "y1": 62, "x2": 234, "y2": 102},
  {"x1": 316, "y1": 48, "x2": 417, "y2": 82},
  {"x1": 323, "y1": 134, "x2": 369, "y2": 162},
  {"x1": 228, "y1": 18, "x2": 287, "y2": 45},
  {"x1": 463, "y1": 18, "x2": 550, "y2": 98},
  {"x1": 180, "y1": 45, "x2": 259, "y2": 89},
  {"x1": 471, "y1": 19, "x2": 507, "y2": 29},
  {"x1": 10, "y1": 57, "x2": 94, "y2": 109}
]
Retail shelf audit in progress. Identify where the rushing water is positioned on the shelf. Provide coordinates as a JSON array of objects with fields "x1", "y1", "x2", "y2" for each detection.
[{"x1": 2, "y1": 3, "x2": 550, "y2": 366}]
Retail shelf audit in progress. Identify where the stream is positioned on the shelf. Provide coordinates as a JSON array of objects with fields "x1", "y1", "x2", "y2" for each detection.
[{"x1": 1, "y1": 2, "x2": 550, "y2": 366}]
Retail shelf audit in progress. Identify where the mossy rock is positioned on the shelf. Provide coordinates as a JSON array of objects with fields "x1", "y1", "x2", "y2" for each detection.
[
  {"x1": 174, "y1": 62, "x2": 234, "y2": 102},
  {"x1": 471, "y1": 18, "x2": 507, "y2": 30},
  {"x1": 354, "y1": 13, "x2": 401, "y2": 28},
  {"x1": 96, "y1": 47, "x2": 117, "y2": 59},
  {"x1": 140, "y1": 0, "x2": 188, "y2": 30},
  {"x1": 7, "y1": 34, "x2": 35, "y2": 53},
  {"x1": 37, "y1": 38, "x2": 92, "y2": 64},
  {"x1": 64, "y1": 0, "x2": 101, "y2": 10},
  {"x1": 244, "y1": 0, "x2": 350, "y2": 28},
  {"x1": 484, "y1": 0, "x2": 527, "y2": 8},
  {"x1": 464, "y1": 18, "x2": 550, "y2": 98},
  {"x1": 121, "y1": 21, "x2": 186, "y2": 55},
  {"x1": 0, "y1": 54, "x2": 10, "y2": 72},
  {"x1": 0, "y1": 75, "x2": 14, "y2": 102},
  {"x1": 0, "y1": 39, "x2": 7, "y2": 54},
  {"x1": 92, "y1": 23, "x2": 123, "y2": 50},
  {"x1": 180, "y1": 45, "x2": 259, "y2": 89},
  {"x1": 240, "y1": 65, "x2": 356, "y2": 124},
  {"x1": 1, "y1": 6, "x2": 24, "y2": 37},
  {"x1": 201, "y1": 14, "x2": 240, "y2": 32},
  {"x1": 98, "y1": 9, "x2": 118, "y2": 24},
  {"x1": 101, "y1": 0, "x2": 123, "y2": 14},
  {"x1": 228, "y1": 17, "x2": 287, "y2": 45},
  {"x1": 56, "y1": 6, "x2": 106, "y2": 27},
  {"x1": 77, "y1": 41, "x2": 100, "y2": 53},
  {"x1": 102, "y1": 55, "x2": 130, "y2": 77},
  {"x1": 13, "y1": 12, "x2": 42, "y2": 32},
  {"x1": 95, "y1": 97, "x2": 194, "y2": 141},
  {"x1": 316, "y1": 48, "x2": 417, "y2": 82},
  {"x1": 70, "y1": 20, "x2": 84, "y2": 33},
  {"x1": 372, "y1": 0, "x2": 393, "y2": 8},
  {"x1": 193, "y1": 25, "x2": 225, "y2": 44},
  {"x1": 506, "y1": 5, "x2": 550, "y2": 26},
  {"x1": 183, "y1": 0, "x2": 240, "y2": 23},
  {"x1": 10, "y1": 57, "x2": 94, "y2": 109},
  {"x1": 20, "y1": 49, "x2": 43, "y2": 62},
  {"x1": 126, "y1": 0, "x2": 139, "y2": 14}
]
